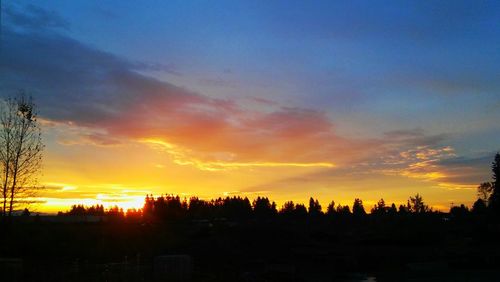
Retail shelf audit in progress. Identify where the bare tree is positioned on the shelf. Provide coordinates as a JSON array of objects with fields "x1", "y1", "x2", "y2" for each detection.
[
  {"x1": 0, "y1": 94, "x2": 43, "y2": 217},
  {"x1": 0, "y1": 97, "x2": 15, "y2": 217}
]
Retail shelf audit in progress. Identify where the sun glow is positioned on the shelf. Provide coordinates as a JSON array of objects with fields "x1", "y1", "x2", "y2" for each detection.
[{"x1": 37, "y1": 196, "x2": 146, "y2": 213}]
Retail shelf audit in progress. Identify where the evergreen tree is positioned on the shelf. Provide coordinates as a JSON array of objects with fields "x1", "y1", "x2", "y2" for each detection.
[
  {"x1": 294, "y1": 204, "x2": 308, "y2": 217},
  {"x1": 280, "y1": 201, "x2": 295, "y2": 215},
  {"x1": 489, "y1": 153, "x2": 500, "y2": 212},
  {"x1": 472, "y1": 199, "x2": 487, "y2": 215},
  {"x1": 326, "y1": 200, "x2": 336, "y2": 216},
  {"x1": 409, "y1": 194, "x2": 429, "y2": 213},
  {"x1": 352, "y1": 198, "x2": 366, "y2": 216},
  {"x1": 371, "y1": 198, "x2": 386, "y2": 215},
  {"x1": 398, "y1": 204, "x2": 408, "y2": 214},
  {"x1": 336, "y1": 204, "x2": 351, "y2": 215},
  {"x1": 253, "y1": 197, "x2": 276, "y2": 218},
  {"x1": 388, "y1": 203, "x2": 397, "y2": 215},
  {"x1": 308, "y1": 197, "x2": 322, "y2": 216}
]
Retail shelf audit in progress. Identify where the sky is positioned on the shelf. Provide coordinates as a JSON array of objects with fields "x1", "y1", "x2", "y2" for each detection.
[{"x1": 1, "y1": 1, "x2": 499, "y2": 213}]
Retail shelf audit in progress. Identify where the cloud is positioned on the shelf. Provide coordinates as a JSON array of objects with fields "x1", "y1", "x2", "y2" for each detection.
[
  {"x1": 384, "y1": 146, "x2": 457, "y2": 181},
  {"x1": 246, "y1": 96, "x2": 278, "y2": 106},
  {"x1": 1, "y1": 19, "x2": 480, "y2": 178},
  {"x1": 377, "y1": 145, "x2": 494, "y2": 190},
  {"x1": 383, "y1": 128, "x2": 449, "y2": 147},
  {"x1": 1, "y1": 4, "x2": 492, "y2": 191},
  {"x1": 198, "y1": 77, "x2": 237, "y2": 88},
  {"x1": 145, "y1": 138, "x2": 335, "y2": 171},
  {"x1": 59, "y1": 132, "x2": 123, "y2": 147},
  {"x1": 1, "y1": 11, "x2": 364, "y2": 168},
  {"x1": 4, "y1": 3, "x2": 70, "y2": 31},
  {"x1": 434, "y1": 154, "x2": 495, "y2": 187},
  {"x1": 384, "y1": 128, "x2": 426, "y2": 139},
  {"x1": 133, "y1": 61, "x2": 182, "y2": 76}
]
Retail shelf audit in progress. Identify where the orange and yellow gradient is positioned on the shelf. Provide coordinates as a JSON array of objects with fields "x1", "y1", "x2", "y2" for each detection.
[
  {"x1": 3, "y1": 0, "x2": 498, "y2": 216},
  {"x1": 36, "y1": 122, "x2": 480, "y2": 214}
]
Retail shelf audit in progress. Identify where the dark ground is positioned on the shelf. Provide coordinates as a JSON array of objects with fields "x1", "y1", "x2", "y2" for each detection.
[{"x1": 1, "y1": 215, "x2": 500, "y2": 281}]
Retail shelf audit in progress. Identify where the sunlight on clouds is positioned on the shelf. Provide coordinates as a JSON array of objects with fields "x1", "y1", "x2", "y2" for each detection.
[
  {"x1": 395, "y1": 146, "x2": 455, "y2": 178},
  {"x1": 141, "y1": 138, "x2": 335, "y2": 171},
  {"x1": 381, "y1": 146, "x2": 455, "y2": 178},
  {"x1": 61, "y1": 186, "x2": 77, "y2": 192},
  {"x1": 222, "y1": 190, "x2": 271, "y2": 197},
  {"x1": 174, "y1": 160, "x2": 335, "y2": 171},
  {"x1": 437, "y1": 183, "x2": 476, "y2": 190},
  {"x1": 382, "y1": 146, "x2": 477, "y2": 190},
  {"x1": 400, "y1": 170, "x2": 446, "y2": 181}
]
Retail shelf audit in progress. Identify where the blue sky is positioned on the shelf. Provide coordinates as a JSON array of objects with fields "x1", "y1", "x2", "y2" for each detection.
[
  {"x1": 1, "y1": 1, "x2": 499, "y2": 211},
  {"x1": 28, "y1": 0, "x2": 499, "y2": 135}
]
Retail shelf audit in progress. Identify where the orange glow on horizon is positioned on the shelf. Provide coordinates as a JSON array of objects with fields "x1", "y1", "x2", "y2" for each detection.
[
  {"x1": 32, "y1": 125, "x2": 480, "y2": 214},
  {"x1": 36, "y1": 196, "x2": 146, "y2": 213}
]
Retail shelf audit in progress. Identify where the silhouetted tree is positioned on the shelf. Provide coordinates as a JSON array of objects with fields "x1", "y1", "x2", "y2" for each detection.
[
  {"x1": 477, "y1": 182, "x2": 493, "y2": 205},
  {"x1": 21, "y1": 208, "x2": 30, "y2": 217},
  {"x1": 188, "y1": 197, "x2": 212, "y2": 219},
  {"x1": 0, "y1": 94, "x2": 44, "y2": 218},
  {"x1": 106, "y1": 205, "x2": 125, "y2": 217},
  {"x1": 371, "y1": 198, "x2": 387, "y2": 215},
  {"x1": 143, "y1": 194, "x2": 154, "y2": 220},
  {"x1": 336, "y1": 204, "x2": 351, "y2": 216},
  {"x1": 67, "y1": 204, "x2": 86, "y2": 216},
  {"x1": 294, "y1": 204, "x2": 308, "y2": 218},
  {"x1": 388, "y1": 203, "x2": 397, "y2": 215},
  {"x1": 472, "y1": 199, "x2": 487, "y2": 215},
  {"x1": 86, "y1": 205, "x2": 105, "y2": 216},
  {"x1": 280, "y1": 201, "x2": 295, "y2": 216},
  {"x1": 352, "y1": 198, "x2": 366, "y2": 216},
  {"x1": 126, "y1": 208, "x2": 142, "y2": 220},
  {"x1": 253, "y1": 197, "x2": 277, "y2": 219},
  {"x1": 220, "y1": 196, "x2": 252, "y2": 220},
  {"x1": 326, "y1": 200, "x2": 336, "y2": 216},
  {"x1": 398, "y1": 204, "x2": 409, "y2": 214},
  {"x1": 489, "y1": 153, "x2": 500, "y2": 213},
  {"x1": 450, "y1": 204, "x2": 469, "y2": 218},
  {"x1": 408, "y1": 194, "x2": 429, "y2": 213},
  {"x1": 141, "y1": 194, "x2": 189, "y2": 221},
  {"x1": 163, "y1": 195, "x2": 187, "y2": 220},
  {"x1": 308, "y1": 197, "x2": 322, "y2": 217},
  {"x1": 472, "y1": 182, "x2": 493, "y2": 216}
]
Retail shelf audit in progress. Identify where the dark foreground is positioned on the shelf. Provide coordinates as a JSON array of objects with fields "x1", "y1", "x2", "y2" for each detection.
[{"x1": 1, "y1": 215, "x2": 500, "y2": 282}]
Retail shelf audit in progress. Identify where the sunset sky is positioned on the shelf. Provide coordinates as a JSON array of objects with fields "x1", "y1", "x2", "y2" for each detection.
[{"x1": 1, "y1": 1, "x2": 499, "y2": 213}]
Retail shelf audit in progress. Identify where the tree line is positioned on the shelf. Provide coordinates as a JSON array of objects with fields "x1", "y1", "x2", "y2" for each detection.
[
  {"x1": 58, "y1": 152, "x2": 500, "y2": 222},
  {"x1": 53, "y1": 192, "x2": 483, "y2": 221},
  {"x1": 59, "y1": 194, "x2": 430, "y2": 221}
]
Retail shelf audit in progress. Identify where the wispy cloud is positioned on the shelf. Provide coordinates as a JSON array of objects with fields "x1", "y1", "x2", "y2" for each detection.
[
  {"x1": 141, "y1": 138, "x2": 335, "y2": 171},
  {"x1": 378, "y1": 145, "x2": 492, "y2": 190}
]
